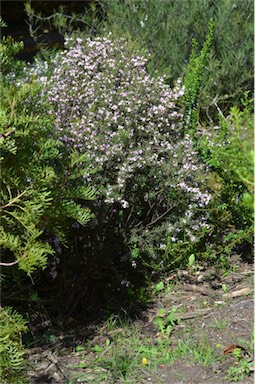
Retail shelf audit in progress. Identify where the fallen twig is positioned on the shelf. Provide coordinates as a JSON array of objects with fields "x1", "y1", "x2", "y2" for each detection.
[
  {"x1": 223, "y1": 287, "x2": 252, "y2": 299},
  {"x1": 182, "y1": 284, "x2": 216, "y2": 298},
  {"x1": 173, "y1": 308, "x2": 211, "y2": 320}
]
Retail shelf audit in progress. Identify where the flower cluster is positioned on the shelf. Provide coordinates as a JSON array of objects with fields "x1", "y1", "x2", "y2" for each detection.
[
  {"x1": 45, "y1": 34, "x2": 212, "y2": 267},
  {"x1": 47, "y1": 35, "x2": 184, "y2": 197}
]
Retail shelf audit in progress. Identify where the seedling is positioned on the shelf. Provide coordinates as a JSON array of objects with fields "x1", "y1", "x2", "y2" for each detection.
[
  {"x1": 154, "y1": 308, "x2": 177, "y2": 337},
  {"x1": 75, "y1": 345, "x2": 86, "y2": 352},
  {"x1": 187, "y1": 253, "x2": 199, "y2": 273},
  {"x1": 188, "y1": 254, "x2": 196, "y2": 268},
  {"x1": 153, "y1": 281, "x2": 164, "y2": 294},
  {"x1": 226, "y1": 347, "x2": 253, "y2": 382}
]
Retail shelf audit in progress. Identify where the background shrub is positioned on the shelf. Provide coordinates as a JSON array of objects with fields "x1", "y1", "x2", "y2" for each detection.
[{"x1": 96, "y1": 0, "x2": 253, "y2": 118}]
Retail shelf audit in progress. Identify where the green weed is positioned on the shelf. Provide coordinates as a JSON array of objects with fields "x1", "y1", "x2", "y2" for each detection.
[
  {"x1": 226, "y1": 347, "x2": 253, "y2": 382},
  {"x1": 154, "y1": 307, "x2": 177, "y2": 338}
]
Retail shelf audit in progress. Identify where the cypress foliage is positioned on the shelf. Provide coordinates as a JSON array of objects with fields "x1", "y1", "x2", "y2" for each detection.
[{"x1": 0, "y1": 24, "x2": 95, "y2": 381}]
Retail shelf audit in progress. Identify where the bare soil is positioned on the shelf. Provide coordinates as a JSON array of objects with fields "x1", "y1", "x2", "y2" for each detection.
[{"x1": 25, "y1": 256, "x2": 254, "y2": 384}]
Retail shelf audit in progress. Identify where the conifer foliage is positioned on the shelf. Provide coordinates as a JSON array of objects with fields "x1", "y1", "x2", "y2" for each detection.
[
  {"x1": 0, "y1": 24, "x2": 95, "y2": 381},
  {"x1": 0, "y1": 36, "x2": 95, "y2": 274}
]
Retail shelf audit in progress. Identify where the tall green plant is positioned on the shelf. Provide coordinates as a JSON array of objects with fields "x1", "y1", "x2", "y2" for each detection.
[
  {"x1": 182, "y1": 18, "x2": 253, "y2": 259},
  {"x1": 183, "y1": 19, "x2": 214, "y2": 134}
]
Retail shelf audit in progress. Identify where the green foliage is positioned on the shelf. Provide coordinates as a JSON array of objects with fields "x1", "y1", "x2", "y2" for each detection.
[
  {"x1": 0, "y1": 306, "x2": 29, "y2": 383},
  {"x1": 183, "y1": 19, "x2": 214, "y2": 133},
  {"x1": 205, "y1": 94, "x2": 254, "y2": 207},
  {"x1": 0, "y1": 87, "x2": 94, "y2": 273},
  {"x1": 0, "y1": 18, "x2": 24, "y2": 77},
  {"x1": 195, "y1": 93, "x2": 254, "y2": 259},
  {"x1": 226, "y1": 347, "x2": 253, "y2": 382},
  {"x1": 0, "y1": 37, "x2": 24, "y2": 76},
  {"x1": 0, "y1": 30, "x2": 95, "y2": 380},
  {"x1": 188, "y1": 254, "x2": 195, "y2": 268},
  {"x1": 97, "y1": 0, "x2": 253, "y2": 116},
  {"x1": 154, "y1": 307, "x2": 176, "y2": 337},
  {"x1": 0, "y1": 41, "x2": 95, "y2": 274},
  {"x1": 181, "y1": 20, "x2": 252, "y2": 260}
]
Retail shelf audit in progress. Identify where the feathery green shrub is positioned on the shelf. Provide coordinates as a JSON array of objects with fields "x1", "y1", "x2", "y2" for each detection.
[
  {"x1": 197, "y1": 93, "x2": 254, "y2": 258},
  {"x1": 180, "y1": 19, "x2": 253, "y2": 261},
  {"x1": 183, "y1": 19, "x2": 214, "y2": 133},
  {"x1": 0, "y1": 37, "x2": 95, "y2": 273},
  {"x1": 0, "y1": 26, "x2": 95, "y2": 381},
  {"x1": 0, "y1": 306, "x2": 29, "y2": 384}
]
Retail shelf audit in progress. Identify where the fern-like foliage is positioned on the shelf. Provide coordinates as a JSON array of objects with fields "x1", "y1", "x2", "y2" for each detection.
[
  {"x1": 0, "y1": 306, "x2": 29, "y2": 383},
  {"x1": 183, "y1": 19, "x2": 214, "y2": 135},
  {"x1": 0, "y1": 37, "x2": 95, "y2": 273},
  {"x1": 0, "y1": 23, "x2": 96, "y2": 383}
]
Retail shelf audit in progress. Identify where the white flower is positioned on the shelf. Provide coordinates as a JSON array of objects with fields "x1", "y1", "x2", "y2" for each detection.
[{"x1": 120, "y1": 200, "x2": 129, "y2": 209}]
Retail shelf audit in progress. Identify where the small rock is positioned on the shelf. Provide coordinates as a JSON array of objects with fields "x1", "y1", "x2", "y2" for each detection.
[
  {"x1": 52, "y1": 371, "x2": 63, "y2": 382},
  {"x1": 197, "y1": 274, "x2": 205, "y2": 283},
  {"x1": 177, "y1": 270, "x2": 189, "y2": 277}
]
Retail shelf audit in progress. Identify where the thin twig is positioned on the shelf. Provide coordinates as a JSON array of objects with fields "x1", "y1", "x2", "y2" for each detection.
[
  {"x1": 145, "y1": 204, "x2": 176, "y2": 228},
  {"x1": 0, "y1": 260, "x2": 19, "y2": 267},
  {"x1": 133, "y1": 200, "x2": 159, "y2": 229},
  {"x1": 0, "y1": 190, "x2": 27, "y2": 209},
  {"x1": 0, "y1": 128, "x2": 16, "y2": 141},
  {"x1": 124, "y1": 206, "x2": 134, "y2": 230},
  {"x1": 10, "y1": 97, "x2": 16, "y2": 120}
]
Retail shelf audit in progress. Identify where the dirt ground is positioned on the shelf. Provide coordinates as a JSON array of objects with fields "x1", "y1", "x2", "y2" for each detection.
[
  {"x1": 26, "y1": 255, "x2": 254, "y2": 384},
  {"x1": 146, "y1": 293, "x2": 254, "y2": 384}
]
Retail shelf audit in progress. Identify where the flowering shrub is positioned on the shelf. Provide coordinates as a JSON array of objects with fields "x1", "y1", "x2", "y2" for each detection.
[
  {"x1": 44, "y1": 33, "x2": 212, "y2": 276},
  {"x1": 47, "y1": 35, "x2": 184, "y2": 199}
]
